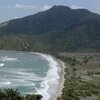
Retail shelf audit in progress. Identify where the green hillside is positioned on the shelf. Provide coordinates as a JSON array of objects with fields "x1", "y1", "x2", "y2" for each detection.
[{"x1": 0, "y1": 5, "x2": 100, "y2": 53}]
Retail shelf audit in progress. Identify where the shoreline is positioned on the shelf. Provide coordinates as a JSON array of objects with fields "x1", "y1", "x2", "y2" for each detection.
[
  {"x1": 0, "y1": 50, "x2": 66, "y2": 100},
  {"x1": 49, "y1": 59, "x2": 66, "y2": 100},
  {"x1": 36, "y1": 53, "x2": 66, "y2": 100},
  {"x1": 34, "y1": 53, "x2": 64, "y2": 100}
]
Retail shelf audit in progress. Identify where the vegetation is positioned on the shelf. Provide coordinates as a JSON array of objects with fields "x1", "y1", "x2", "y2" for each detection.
[
  {"x1": 0, "y1": 6, "x2": 100, "y2": 52},
  {"x1": 0, "y1": 88, "x2": 42, "y2": 100},
  {"x1": 57, "y1": 53, "x2": 100, "y2": 100}
]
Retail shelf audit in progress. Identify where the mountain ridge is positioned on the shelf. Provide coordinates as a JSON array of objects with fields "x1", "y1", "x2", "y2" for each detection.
[
  {"x1": 0, "y1": 5, "x2": 100, "y2": 53},
  {"x1": 0, "y1": 5, "x2": 99, "y2": 35}
]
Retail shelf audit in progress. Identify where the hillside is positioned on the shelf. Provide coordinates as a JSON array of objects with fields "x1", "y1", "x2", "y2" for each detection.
[{"x1": 0, "y1": 5, "x2": 100, "y2": 53}]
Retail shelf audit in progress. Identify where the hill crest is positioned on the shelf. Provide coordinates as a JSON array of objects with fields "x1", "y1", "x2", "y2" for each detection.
[{"x1": 0, "y1": 5, "x2": 100, "y2": 52}]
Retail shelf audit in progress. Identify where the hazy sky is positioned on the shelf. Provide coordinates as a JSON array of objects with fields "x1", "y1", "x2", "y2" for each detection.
[{"x1": 0, "y1": 0, "x2": 100, "y2": 22}]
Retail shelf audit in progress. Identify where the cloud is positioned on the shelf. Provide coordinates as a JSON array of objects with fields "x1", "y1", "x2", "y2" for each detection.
[
  {"x1": 15, "y1": 4, "x2": 37, "y2": 10},
  {"x1": 14, "y1": 16, "x2": 18, "y2": 19},
  {"x1": 42, "y1": 5, "x2": 51, "y2": 11},
  {"x1": 70, "y1": 5, "x2": 83, "y2": 9},
  {"x1": 15, "y1": 4, "x2": 51, "y2": 12}
]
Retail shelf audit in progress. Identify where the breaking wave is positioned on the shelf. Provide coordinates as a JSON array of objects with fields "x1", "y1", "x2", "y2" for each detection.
[
  {"x1": 0, "y1": 56, "x2": 18, "y2": 61},
  {"x1": 0, "y1": 63, "x2": 5, "y2": 67},
  {"x1": 35, "y1": 53, "x2": 60, "y2": 100}
]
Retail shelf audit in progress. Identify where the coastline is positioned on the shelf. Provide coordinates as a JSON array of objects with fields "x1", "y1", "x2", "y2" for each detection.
[
  {"x1": 35, "y1": 52, "x2": 66, "y2": 100},
  {"x1": 0, "y1": 50, "x2": 66, "y2": 100},
  {"x1": 49, "y1": 59, "x2": 66, "y2": 100}
]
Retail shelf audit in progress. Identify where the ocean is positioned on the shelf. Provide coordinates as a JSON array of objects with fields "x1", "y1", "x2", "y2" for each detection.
[{"x1": 0, "y1": 50, "x2": 61, "y2": 100}]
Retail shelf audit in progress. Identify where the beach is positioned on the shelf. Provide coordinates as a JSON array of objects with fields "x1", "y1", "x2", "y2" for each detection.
[
  {"x1": 36, "y1": 53, "x2": 66, "y2": 100},
  {"x1": 49, "y1": 59, "x2": 66, "y2": 100}
]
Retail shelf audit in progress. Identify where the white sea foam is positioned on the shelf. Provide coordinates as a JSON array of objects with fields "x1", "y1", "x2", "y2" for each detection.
[
  {"x1": 0, "y1": 63, "x2": 5, "y2": 67},
  {"x1": 4, "y1": 81, "x2": 11, "y2": 85},
  {"x1": 11, "y1": 81, "x2": 35, "y2": 87},
  {"x1": 19, "y1": 53, "x2": 24, "y2": 54},
  {"x1": 1, "y1": 56, "x2": 18, "y2": 61},
  {"x1": 0, "y1": 81, "x2": 11, "y2": 86},
  {"x1": 1, "y1": 68, "x2": 43, "y2": 82},
  {"x1": 35, "y1": 53, "x2": 60, "y2": 100},
  {"x1": 0, "y1": 69, "x2": 42, "y2": 88}
]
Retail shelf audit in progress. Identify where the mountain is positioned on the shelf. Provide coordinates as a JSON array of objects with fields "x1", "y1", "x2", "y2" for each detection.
[{"x1": 0, "y1": 5, "x2": 100, "y2": 53}]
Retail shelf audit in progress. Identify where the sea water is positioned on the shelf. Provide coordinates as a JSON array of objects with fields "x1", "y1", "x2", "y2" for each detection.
[{"x1": 0, "y1": 50, "x2": 60, "y2": 100}]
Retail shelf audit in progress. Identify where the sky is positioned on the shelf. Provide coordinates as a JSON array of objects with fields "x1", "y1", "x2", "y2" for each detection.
[{"x1": 0, "y1": 0, "x2": 100, "y2": 22}]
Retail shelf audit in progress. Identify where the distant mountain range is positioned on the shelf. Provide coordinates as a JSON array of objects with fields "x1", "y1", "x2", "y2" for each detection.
[{"x1": 0, "y1": 5, "x2": 100, "y2": 53}]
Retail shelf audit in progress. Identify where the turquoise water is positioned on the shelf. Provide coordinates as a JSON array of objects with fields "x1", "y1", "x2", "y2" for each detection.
[{"x1": 0, "y1": 50, "x2": 60, "y2": 100}]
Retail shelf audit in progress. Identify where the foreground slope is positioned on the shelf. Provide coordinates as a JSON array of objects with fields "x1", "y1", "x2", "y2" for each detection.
[{"x1": 0, "y1": 5, "x2": 100, "y2": 53}]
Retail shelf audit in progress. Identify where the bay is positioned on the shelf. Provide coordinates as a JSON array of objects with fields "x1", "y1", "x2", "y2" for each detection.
[{"x1": 0, "y1": 50, "x2": 60, "y2": 100}]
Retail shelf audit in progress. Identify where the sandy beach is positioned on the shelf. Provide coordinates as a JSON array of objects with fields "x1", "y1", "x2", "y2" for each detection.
[{"x1": 50, "y1": 59, "x2": 66, "y2": 100}]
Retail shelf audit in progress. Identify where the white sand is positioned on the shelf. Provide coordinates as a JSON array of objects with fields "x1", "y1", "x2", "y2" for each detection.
[{"x1": 50, "y1": 59, "x2": 66, "y2": 100}]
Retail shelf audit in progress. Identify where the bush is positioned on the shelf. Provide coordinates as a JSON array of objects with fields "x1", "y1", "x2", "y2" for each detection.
[
  {"x1": 84, "y1": 90, "x2": 92, "y2": 96},
  {"x1": 0, "y1": 88, "x2": 43, "y2": 100}
]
